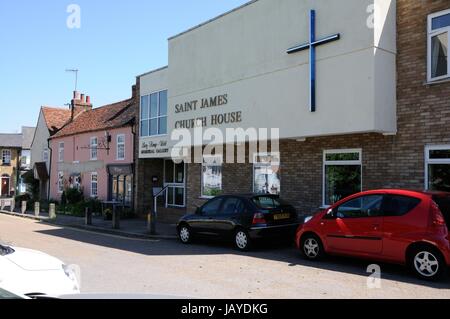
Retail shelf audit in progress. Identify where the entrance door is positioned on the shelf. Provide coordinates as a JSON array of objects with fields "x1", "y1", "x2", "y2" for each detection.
[
  {"x1": 164, "y1": 160, "x2": 185, "y2": 207},
  {"x1": 1, "y1": 176, "x2": 10, "y2": 197}
]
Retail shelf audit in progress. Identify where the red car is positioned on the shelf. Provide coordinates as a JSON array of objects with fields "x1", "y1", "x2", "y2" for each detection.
[{"x1": 295, "y1": 190, "x2": 450, "y2": 281}]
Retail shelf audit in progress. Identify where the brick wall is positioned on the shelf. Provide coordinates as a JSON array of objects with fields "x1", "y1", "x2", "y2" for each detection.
[
  {"x1": 394, "y1": 0, "x2": 450, "y2": 188},
  {"x1": 186, "y1": 134, "x2": 394, "y2": 215}
]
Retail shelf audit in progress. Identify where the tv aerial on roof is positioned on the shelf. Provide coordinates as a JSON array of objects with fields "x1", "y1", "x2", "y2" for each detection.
[{"x1": 65, "y1": 68, "x2": 79, "y2": 91}]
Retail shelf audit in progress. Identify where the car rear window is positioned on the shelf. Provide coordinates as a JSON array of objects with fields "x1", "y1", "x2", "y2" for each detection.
[
  {"x1": 382, "y1": 195, "x2": 421, "y2": 217},
  {"x1": 252, "y1": 196, "x2": 287, "y2": 209},
  {"x1": 432, "y1": 195, "x2": 450, "y2": 228}
]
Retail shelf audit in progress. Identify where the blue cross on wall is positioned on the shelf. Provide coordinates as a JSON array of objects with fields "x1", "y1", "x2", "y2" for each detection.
[{"x1": 287, "y1": 10, "x2": 341, "y2": 112}]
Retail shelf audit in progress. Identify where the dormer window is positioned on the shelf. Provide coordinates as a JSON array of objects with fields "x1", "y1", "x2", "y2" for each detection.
[{"x1": 428, "y1": 10, "x2": 450, "y2": 82}]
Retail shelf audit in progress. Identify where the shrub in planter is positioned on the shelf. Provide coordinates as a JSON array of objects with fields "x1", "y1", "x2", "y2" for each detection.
[
  {"x1": 85, "y1": 198, "x2": 102, "y2": 215},
  {"x1": 68, "y1": 202, "x2": 86, "y2": 217},
  {"x1": 64, "y1": 188, "x2": 84, "y2": 205}
]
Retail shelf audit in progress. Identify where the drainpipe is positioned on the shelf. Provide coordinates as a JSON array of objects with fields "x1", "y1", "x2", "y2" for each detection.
[
  {"x1": 131, "y1": 121, "x2": 136, "y2": 212},
  {"x1": 47, "y1": 137, "x2": 52, "y2": 202}
]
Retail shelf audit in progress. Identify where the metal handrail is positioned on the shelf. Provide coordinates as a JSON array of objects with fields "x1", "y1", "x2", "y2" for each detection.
[
  {"x1": 149, "y1": 185, "x2": 169, "y2": 235},
  {"x1": 153, "y1": 185, "x2": 169, "y2": 218}
]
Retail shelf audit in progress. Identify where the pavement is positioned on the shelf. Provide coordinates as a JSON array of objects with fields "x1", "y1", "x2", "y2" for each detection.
[
  {"x1": 1, "y1": 213, "x2": 450, "y2": 298},
  {"x1": 0, "y1": 209, "x2": 178, "y2": 239}
]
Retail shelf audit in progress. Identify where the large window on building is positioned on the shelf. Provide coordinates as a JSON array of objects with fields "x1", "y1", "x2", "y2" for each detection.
[
  {"x1": 253, "y1": 153, "x2": 281, "y2": 195},
  {"x1": 2, "y1": 150, "x2": 11, "y2": 165},
  {"x1": 140, "y1": 90, "x2": 168, "y2": 137},
  {"x1": 426, "y1": 145, "x2": 450, "y2": 192},
  {"x1": 323, "y1": 149, "x2": 362, "y2": 207},
  {"x1": 58, "y1": 142, "x2": 64, "y2": 162},
  {"x1": 428, "y1": 10, "x2": 450, "y2": 81},
  {"x1": 164, "y1": 160, "x2": 185, "y2": 207},
  {"x1": 116, "y1": 134, "x2": 125, "y2": 160},
  {"x1": 202, "y1": 155, "x2": 222, "y2": 198},
  {"x1": 90, "y1": 137, "x2": 98, "y2": 160},
  {"x1": 42, "y1": 149, "x2": 49, "y2": 162},
  {"x1": 91, "y1": 172, "x2": 98, "y2": 198},
  {"x1": 58, "y1": 172, "x2": 64, "y2": 193},
  {"x1": 111, "y1": 175, "x2": 132, "y2": 205}
]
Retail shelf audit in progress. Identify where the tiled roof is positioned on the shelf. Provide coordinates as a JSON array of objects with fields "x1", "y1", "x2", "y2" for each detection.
[
  {"x1": 41, "y1": 107, "x2": 72, "y2": 133},
  {"x1": 0, "y1": 134, "x2": 23, "y2": 148},
  {"x1": 51, "y1": 99, "x2": 135, "y2": 139},
  {"x1": 21, "y1": 126, "x2": 36, "y2": 149}
]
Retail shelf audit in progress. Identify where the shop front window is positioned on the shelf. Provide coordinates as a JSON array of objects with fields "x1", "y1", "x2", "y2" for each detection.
[
  {"x1": 202, "y1": 155, "x2": 222, "y2": 198},
  {"x1": 111, "y1": 175, "x2": 133, "y2": 205},
  {"x1": 253, "y1": 153, "x2": 281, "y2": 195},
  {"x1": 323, "y1": 149, "x2": 362, "y2": 207}
]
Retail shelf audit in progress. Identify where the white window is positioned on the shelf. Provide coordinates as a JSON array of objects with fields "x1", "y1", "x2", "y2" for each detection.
[
  {"x1": 90, "y1": 137, "x2": 98, "y2": 160},
  {"x1": 2, "y1": 150, "x2": 11, "y2": 165},
  {"x1": 42, "y1": 149, "x2": 49, "y2": 162},
  {"x1": 58, "y1": 142, "x2": 64, "y2": 162},
  {"x1": 58, "y1": 171, "x2": 64, "y2": 193},
  {"x1": 253, "y1": 153, "x2": 281, "y2": 195},
  {"x1": 140, "y1": 90, "x2": 168, "y2": 137},
  {"x1": 164, "y1": 160, "x2": 186, "y2": 207},
  {"x1": 201, "y1": 155, "x2": 223, "y2": 198},
  {"x1": 116, "y1": 134, "x2": 125, "y2": 160},
  {"x1": 323, "y1": 149, "x2": 362, "y2": 207},
  {"x1": 91, "y1": 173, "x2": 98, "y2": 197},
  {"x1": 428, "y1": 9, "x2": 450, "y2": 82},
  {"x1": 425, "y1": 145, "x2": 450, "y2": 192}
]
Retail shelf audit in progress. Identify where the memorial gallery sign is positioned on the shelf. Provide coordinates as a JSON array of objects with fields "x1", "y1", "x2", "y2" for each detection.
[{"x1": 174, "y1": 94, "x2": 243, "y2": 129}]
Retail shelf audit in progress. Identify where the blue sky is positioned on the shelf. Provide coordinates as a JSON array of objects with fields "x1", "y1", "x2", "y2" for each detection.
[{"x1": 0, "y1": 0, "x2": 248, "y2": 133}]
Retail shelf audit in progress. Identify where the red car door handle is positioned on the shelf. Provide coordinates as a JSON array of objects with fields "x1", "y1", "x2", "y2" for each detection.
[{"x1": 372, "y1": 224, "x2": 380, "y2": 229}]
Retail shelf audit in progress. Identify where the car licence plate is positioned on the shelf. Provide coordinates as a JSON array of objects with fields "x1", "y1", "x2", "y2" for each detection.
[{"x1": 274, "y1": 213, "x2": 290, "y2": 221}]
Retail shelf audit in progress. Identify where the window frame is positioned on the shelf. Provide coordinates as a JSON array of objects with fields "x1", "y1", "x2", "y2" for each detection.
[
  {"x1": 42, "y1": 149, "x2": 49, "y2": 162},
  {"x1": 333, "y1": 194, "x2": 384, "y2": 219},
  {"x1": 201, "y1": 154, "x2": 223, "y2": 199},
  {"x1": 57, "y1": 171, "x2": 64, "y2": 193},
  {"x1": 425, "y1": 145, "x2": 450, "y2": 190},
  {"x1": 163, "y1": 159, "x2": 186, "y2": 207},
  {"x1": 58, "y1": 142, "x2": 64, "y2": 163},
  {"x1": 90, "y1": 137, "x2": 98, "y2": 161},
  {"x1": 2, "y1": 149, "x2": 11, "y2": 165},
  {"x1": 91, "y1": 172, "x2": 98, "y2": 198},
  {"x1": 252, "y1": 152, "x2": 281, "y2": 195},
  {"x1": 323, "y1": 149, "x2": 363, "y2": 208},
  {"x1": 140, "y1": 90, "x2": 168, "y2": 138},
  {"x1": 427, "y1": 9, "x2": 450, "y2": 82},
  {"x1": 116, "y1": 134, "x2": 126, "y2": 161}
]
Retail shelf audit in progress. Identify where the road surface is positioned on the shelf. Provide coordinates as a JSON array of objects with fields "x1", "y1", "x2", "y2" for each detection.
[{"x1": 1, "y1": 214, "x2": 449, "y2": 298}]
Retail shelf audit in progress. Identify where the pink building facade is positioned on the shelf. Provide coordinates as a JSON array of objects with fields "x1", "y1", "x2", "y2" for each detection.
[{"x1": 48, "y1": 94, "x2": 136, "y2": 205}]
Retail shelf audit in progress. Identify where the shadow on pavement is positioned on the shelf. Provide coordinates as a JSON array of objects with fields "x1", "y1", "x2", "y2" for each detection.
[{"x1": 35, "y1": 226, "x2": 450, "y2": 290}]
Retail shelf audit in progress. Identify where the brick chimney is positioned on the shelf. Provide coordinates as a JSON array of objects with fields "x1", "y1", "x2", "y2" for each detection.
[{"x1": 71, "y1": 91, "x2": 93, "y2": 119}]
